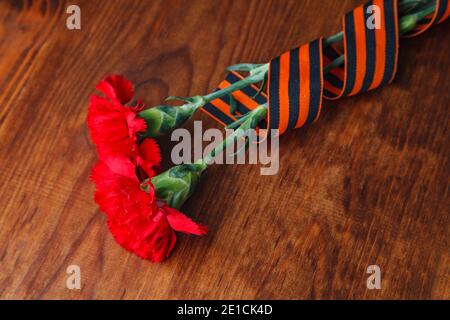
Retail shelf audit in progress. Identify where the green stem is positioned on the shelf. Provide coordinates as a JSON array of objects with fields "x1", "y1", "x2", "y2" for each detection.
[
  {"x1": 324, "y1": 55, "x2": 345, "y2": 74},
  {"x1": 398, "y1": 0, "x2": 429, "y2": 13},
  {"x1": 202, "y1": 64, "x2": 269, "y2": 106},
  {"x1": 323, "y1": 31, "x2": 344, "y2": 48},
  {"x1": 203, "y1": 104, "x2": 268, "y2": 164},
  {"x1": 399, "y1": 0, "x2": 436, "y2": 33}
]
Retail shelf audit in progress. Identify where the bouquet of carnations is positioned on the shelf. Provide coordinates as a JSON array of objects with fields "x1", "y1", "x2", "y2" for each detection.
[{"x1": 87, "y1": 0, "x2": 449, "y2": 262}]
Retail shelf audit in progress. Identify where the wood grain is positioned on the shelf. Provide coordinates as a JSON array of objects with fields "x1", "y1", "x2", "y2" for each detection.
[{"x1": 0, "y1": 0, "x2": 449, "y2": 299}]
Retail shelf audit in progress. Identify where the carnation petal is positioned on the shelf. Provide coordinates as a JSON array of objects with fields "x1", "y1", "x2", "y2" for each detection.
[
  {"x1": 164, "y1": 206, "x2": 208, "y2": 236},
  {"x1": 96, "y1": 75, "x2": 134, "y2": 104},
  {"x1": 102, "y1": 155, "x2": 137, "y2": 179},
  {"x1": 138, "y1": 138, "x2": 162, "y2": 175}
]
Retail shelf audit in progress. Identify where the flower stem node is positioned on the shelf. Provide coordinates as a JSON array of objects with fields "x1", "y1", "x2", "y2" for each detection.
[{"x1": 151, "y1": 161, "x2": 207, "y2": 209}]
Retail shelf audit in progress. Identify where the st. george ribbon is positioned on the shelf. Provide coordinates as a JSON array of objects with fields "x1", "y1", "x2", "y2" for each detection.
[{"x1": 201, "y1": 0, "x2": 450, "y2": 135}]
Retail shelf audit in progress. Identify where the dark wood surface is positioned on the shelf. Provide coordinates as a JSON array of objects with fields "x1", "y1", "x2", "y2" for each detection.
[{"x1": 0, "y1": 0, "x2": 449, "y2": 299}]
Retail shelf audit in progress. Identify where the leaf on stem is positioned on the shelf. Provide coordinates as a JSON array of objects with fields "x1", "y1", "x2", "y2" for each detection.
[
  {"x1": 226, "y1": 63, "x2": 265, "y2": 73},
  {"x1": 166, "y1": 95, "x2": 206, "y2": 108},
  {"x1": 229, "y1": 93, "x2": 238, "y2": 115},
  {"x1": 252, "y1": 73, "x2": 268, "y2": 99}
]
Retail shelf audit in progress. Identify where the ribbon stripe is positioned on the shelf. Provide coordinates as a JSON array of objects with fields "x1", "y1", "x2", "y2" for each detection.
[
  {"x1": 267, "y1": 39, "x2": 324, "y2": 134},
  {"x1": 361, "y1": 0, "x2": 377, "y2": 92},
  {"x1": 381, "y1": 0, "x2": 398, "y2": 87},
  {"x1": 287, "y1": 47, "x2": 300, "y2": 131},
  {"x1": 308, "y1": 40, "x2": 323, "y2": 124}
]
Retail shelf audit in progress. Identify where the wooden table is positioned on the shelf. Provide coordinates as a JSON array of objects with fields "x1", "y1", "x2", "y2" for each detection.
[{"x1": 0, "y1": 0, "x2": 448, "y2": 299}]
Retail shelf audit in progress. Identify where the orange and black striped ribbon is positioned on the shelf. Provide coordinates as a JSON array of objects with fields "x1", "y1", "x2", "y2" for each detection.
[
  {"x1": 202, "y1": 0, "x2": 449, "y2": 135},
  {"x1": 202, "y1": 72, "x2": 268, "y2": 128},
  {"x1": 324, "y1": 0, "x2": 399, "y2": 100},
  {"x1": 267, "y1": 39, "x2": 324, "y2": 134}
]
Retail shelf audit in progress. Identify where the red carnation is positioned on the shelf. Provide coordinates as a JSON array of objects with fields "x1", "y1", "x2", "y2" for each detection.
[
  {"x1": 87, "y1": 75, "x2": 161, "y2": 175},
  {"x1": 91, "y1": 156, "x2": 207, "y2": 262},
  {"x1": 90, "y1": 155, "x2": 147, "y2": 215}
]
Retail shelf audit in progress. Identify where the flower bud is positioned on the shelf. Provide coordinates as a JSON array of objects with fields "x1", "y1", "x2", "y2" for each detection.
[
  {"x1": 138, "y1": 96, "x2": 206, "y2": 138},
  {"x1": 151, "y1": 161, "x2": 207, "y2": 209},
  {"x1": 137, "y1": 104, "x2": 193, "y2": 137}
]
